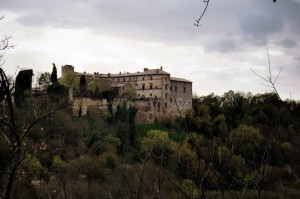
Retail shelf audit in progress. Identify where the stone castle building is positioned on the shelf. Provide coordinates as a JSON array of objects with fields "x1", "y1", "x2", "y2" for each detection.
[{"x1": 61, "y1": 65, "x2": 192, "y2": 118}]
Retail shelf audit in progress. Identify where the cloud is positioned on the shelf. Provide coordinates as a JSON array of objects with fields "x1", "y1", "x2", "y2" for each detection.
[
  {"x1": 206, "y1": 39, "x2": 239, "y2": 53},
  {"x1": 1, "y1": 0, "x2": 300, "y2": 99},
  {"x1": 239, "y1": 12, "x2": 284, "y2": 45},
  {"x1": 278, "y1": 38, "x2": 298, "y2": 48}
]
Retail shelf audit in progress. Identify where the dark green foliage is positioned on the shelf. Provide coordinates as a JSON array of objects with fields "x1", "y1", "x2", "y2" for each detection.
[
  {"x1": 47, "y1": 82, "x2": 67, "y2": 100},
  {"x1": 78, "y1": 105, "x2": 82, "y2": 117},
  {"x1": 14, "y1": 69, "x2": 33, "y2": 105},
  {"x1": 50, "y1": 63, "x2": 57, "y2": 83},
  {"x1": 2, "y1": 88, "x2": 300, "y2": 199},
  {"x1": 79, "y1": 75, "x2": 86, "y2": 92},
  {"x1": 120, "y1": 101, "x2": 127, "y2": 122},
  {"x1": 128, "y1": 105, "x2": 138, "y2": 147},
  {"x1": 15, "y1": 70, "x2": 33, "y2": 92},
  {"x1": 102, "y1": 87, "x2": 118, "y2": 102}
]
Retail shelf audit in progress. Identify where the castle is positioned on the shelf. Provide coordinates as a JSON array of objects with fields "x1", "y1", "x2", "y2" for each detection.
[{"x1": 62, "y1": 65, "x2": 192, "y2": 119}]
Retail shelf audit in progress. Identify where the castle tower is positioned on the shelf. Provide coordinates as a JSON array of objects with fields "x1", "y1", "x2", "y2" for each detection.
[{"x1": 61, "y1": 65, "x2": 75, "y2": 77}]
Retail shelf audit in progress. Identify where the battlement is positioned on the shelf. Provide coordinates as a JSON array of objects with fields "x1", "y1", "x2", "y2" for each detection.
[{"x1": 61, "y1": 65, "x2": 75, "y2": 76}]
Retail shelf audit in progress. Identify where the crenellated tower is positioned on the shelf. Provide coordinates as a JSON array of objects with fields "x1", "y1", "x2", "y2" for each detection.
[{"x1": 61, "y1": 65, "x2": 75, "y2": 77}]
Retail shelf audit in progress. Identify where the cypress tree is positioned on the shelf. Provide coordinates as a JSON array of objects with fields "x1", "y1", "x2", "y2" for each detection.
[{"x1": 50, "y1": 63, "x2": 57, "y2": 83}]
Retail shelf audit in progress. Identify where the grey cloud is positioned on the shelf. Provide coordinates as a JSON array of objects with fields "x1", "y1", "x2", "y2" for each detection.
[
  {"x1": 206, "y1": 39, "x2": 239, "y2": 53},
  {"x1": 281, "y1": 0, "x2": 300, "y2": 33},
  {"x1": 278, "y1": 38, "x2": 298, "y2": 48},
  {"x1": 239, "y1": 12, "x2": 284, "y2": 45},
  {"x1": 8, "y1": 0, "x2": 203, "y2": 44}
]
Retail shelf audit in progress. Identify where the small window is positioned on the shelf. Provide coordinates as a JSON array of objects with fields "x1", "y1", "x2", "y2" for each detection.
[
  {"x1": 138, "y1": 94, "x2": 140, "y2": 97},
  {"x1": 165, "y1": 93, "x2": 168, "y2": 99},
  {"x1": 165, "y1": 84, "x2": 168, "y2": 90},
  {"x1": 184, "y1": 87, "x2": 186, "y2": 92},
  {"x1": 175, "y1": 86, "x2": 177, "y2": 92},
  {"x1": 170, "y1": 98, "x2": 173, "y2": 102},
  {"x1": 142, "y1": 84, "x2": 145, "y2": 90},
  {"x1": 150, "y1": 83, "x2": 153, "y2": 89},
  {"x1": 150, "y1": 76, "x2": 153, "y2": 80},
  {"x1": 170, "y1": 86, "x2": 172, "y2": 91},
  {"x1": 150, "y1": 93, "x2": 152, "y2": 97},
  {"x1": 123, "y1": 78, "x2": 125, "y2": 82},
  {"x1": 142, "y1": 77, "x2": 145, "y2": 80}
]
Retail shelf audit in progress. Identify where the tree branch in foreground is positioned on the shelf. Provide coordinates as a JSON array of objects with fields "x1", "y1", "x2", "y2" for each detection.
[{"x1": 251, "y1": 48, "x2": 282, "y2": 101}]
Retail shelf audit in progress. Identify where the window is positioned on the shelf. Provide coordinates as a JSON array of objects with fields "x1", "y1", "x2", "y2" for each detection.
[
  {"x1": 170, "y1": 98, "x2": 173, "y2": 102},
  {"x1": 184, "y1": 87, "x2": 186, "y2": 92},
  {"x1": 150, "y1": 83, "x2": 153, "y2": 89},
  {"x1": 165, "y1": 93, "x2": 168, "y2": 99},
  {"x1": 175, "y1": 86, "x2": 177, "y2": 92},
  {"x1": 138, "y1": 94, "x2": 140, "y2": 97},
  {"x1": 150, "y1": 76, "x2": 153, "y2": 80},
  {"x1": 142, "y1": 76, "x2": 145, "y2": 80},
  {"x1": 170, "y1": 86, "x2": 172, "y2": 91},
  {"x1": 150, "y1": 93, "x2": 152, "y2": 97},
  {"x1": 123, "y1": 78, "x2": 125, "y2": 82},
  {"x1": 142, "y1": 84, "x2": 145, "y2": 90},
  {"x1": 165, "y1": 84, "x2": 168, "y2": 90}
]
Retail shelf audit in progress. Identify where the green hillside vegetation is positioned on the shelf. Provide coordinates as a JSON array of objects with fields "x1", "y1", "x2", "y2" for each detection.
[{"x1": 1, "y1": 69, "x2": 300, "y2": 198}]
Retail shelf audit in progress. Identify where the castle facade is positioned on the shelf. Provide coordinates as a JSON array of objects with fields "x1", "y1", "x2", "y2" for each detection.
[{"x1": 62, "y1": 65, "x2": 192, "y2": 116}]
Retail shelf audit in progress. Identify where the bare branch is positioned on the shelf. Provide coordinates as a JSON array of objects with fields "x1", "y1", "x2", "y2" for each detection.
[
  {"x1": 194, "y1": 0, "x2": 210, "y2": 27},
  {"x1": 21, "y1": 103, "x2": 71, "y2": 141},
  {"x1": 250, "y1": 48, "x2": 282, "y2": 101}
]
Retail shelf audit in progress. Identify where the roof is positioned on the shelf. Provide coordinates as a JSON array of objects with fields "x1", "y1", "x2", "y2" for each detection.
[
  {"x1": 171, "y1": 77, "x2": 192, "y2": 83},
  {"x1": 103, "y1": 69, "x2": 170, "y2": 77},
  {"x1": 76, "y1": 68, "x2": 170, "y2": 78}
]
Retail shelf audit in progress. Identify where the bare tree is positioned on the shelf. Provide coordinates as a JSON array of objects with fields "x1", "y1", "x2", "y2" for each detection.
[
  {"x1": 0, "y1": 16, "x2": 14, "y2": 66},
  {"x1": 0, "y1": 16, "x2": 71, "y2": 199},
  {"x1": 251, "y1": 48, "x2": 282, "y2": 101},
  {"x1": 0, "y1": 67, "x2": 71, "y2": 199}
]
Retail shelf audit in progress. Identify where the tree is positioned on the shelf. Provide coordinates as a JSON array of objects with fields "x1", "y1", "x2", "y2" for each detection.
[
  {"x1": 0, "y1": 16, "x2": 14, "y2": 65},
  {"x1": 60, "y1": 71, "x2": 78, "y2": 89},
  {"x1": 14, "y1": 69, "x2": 33, "y2": 106},
  {"x1": 50, "y1": 63, "x2": 58, "y2": 83},
  {"x1": 251, "y1": 48, "x2": 282, "y2": 101},
  {"x1": 0, "y1": 18, "x2": 70, "y2": 197},
  {"x1": 0, "y1": 68, "x2": 70, "y2": 199},
  {"x1": 38, "y1": 72, "x2": 51, "y2": 89},
  {"x1": 141, "y1": 130, "x2": 178, "y2": 165},
  {"x1": 230, "y1": 124, "x2": 262, "y2": 159}
]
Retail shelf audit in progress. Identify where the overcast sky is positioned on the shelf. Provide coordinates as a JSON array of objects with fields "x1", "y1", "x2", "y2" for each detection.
[{"x1": 1, "y1": 0, "x2": 300, "y2": 100}]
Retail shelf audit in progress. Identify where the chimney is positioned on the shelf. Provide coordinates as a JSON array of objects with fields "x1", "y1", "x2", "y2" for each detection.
[
  {"x1": 108, "y1": 73, "x2": 111, "y2": 77},
  {"x1": 160, "y1": 66, "x2": 163, "y2": 70}
]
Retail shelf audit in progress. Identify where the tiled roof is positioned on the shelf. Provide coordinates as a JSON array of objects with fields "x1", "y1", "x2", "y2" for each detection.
[{"x1": 171, "y1": 77, "x2": 192, "y2": 83}]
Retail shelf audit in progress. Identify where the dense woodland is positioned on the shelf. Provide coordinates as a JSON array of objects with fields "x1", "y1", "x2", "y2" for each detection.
[{"x1": 1, "y1": 67, "x2": 300, "y2": 199}]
